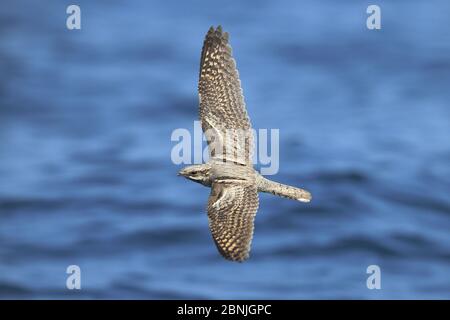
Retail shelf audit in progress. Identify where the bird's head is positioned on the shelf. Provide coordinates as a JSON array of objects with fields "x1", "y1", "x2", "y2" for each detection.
[{"x1": 178, "y1": 164, "x2": 211, "y2": 186}]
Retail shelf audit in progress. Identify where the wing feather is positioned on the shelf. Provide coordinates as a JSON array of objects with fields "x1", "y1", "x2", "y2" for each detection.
[
  {"x1": 207, "y1": 180, "x2": 259, "y2": 261},
  {"x1": 198, "y1": 26, "x2": 253, "y2": 165}
]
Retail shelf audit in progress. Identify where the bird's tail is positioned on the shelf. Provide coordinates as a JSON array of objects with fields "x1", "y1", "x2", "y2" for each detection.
[{"x1": 257, "y1": 175, "x2": 312, "y2": 203}]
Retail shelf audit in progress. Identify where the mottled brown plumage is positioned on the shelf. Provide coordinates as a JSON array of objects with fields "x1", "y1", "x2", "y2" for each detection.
[
  {"x1": 199, "y1": 26, "x2": 253, "y2": 165},
  {"x1": 207, "y1": 181, "x2": 258, "y2": 261},
  {"x1": 179, "y1": 26, "x2": 311, "y2": 262}
]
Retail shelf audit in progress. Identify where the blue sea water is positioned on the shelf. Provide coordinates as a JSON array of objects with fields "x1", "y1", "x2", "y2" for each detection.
[{"x1": 0, "y1": 0, "x2": 449, "y2": 299}]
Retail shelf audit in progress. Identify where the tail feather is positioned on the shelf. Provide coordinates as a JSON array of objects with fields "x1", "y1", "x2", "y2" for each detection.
[{"x1": 257, "y1": 175, "x2": 312, "y2": 202}]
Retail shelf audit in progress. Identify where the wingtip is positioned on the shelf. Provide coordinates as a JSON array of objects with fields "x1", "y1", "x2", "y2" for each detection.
[
  {"x1": 224, "y1": 254, "x2": 249, "y2": 263},
  {"x1": 215, "y1": 25, "x2": 230, "y2": 43},
  {"x1": 204, "y1": 25, "x2": 229, "y2": 44}
]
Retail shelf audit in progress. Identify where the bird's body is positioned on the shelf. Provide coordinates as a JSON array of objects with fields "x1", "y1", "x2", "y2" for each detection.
[{"x1": 179, "y1": 26, "x2": 311, "y2": 262}]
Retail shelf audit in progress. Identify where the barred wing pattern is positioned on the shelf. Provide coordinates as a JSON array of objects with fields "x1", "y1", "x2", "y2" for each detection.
[
  {"x1": 198, "y1": 26, "x2": 253, "y2": 165},
  {"x1": 207, "y1": 180, "x2": 259, "y2": 261}
]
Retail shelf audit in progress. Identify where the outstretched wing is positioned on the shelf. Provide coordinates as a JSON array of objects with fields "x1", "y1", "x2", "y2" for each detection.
[
  {"x1": 207, "y1": 180, "x2": 259, "y2": 262},
  {"x1": 198, "y1": 26, "x2": 253, "y2": 165}
]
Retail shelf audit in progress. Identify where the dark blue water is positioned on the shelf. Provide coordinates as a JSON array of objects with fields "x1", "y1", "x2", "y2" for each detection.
[{"x1": 1, "y1": 0, "x2": 449, "y2": 299}]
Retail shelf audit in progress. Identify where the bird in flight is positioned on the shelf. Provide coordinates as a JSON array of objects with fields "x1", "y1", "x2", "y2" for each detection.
[{"x1": 179, "y1": 26, "x2": 311, "y2": 262}]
